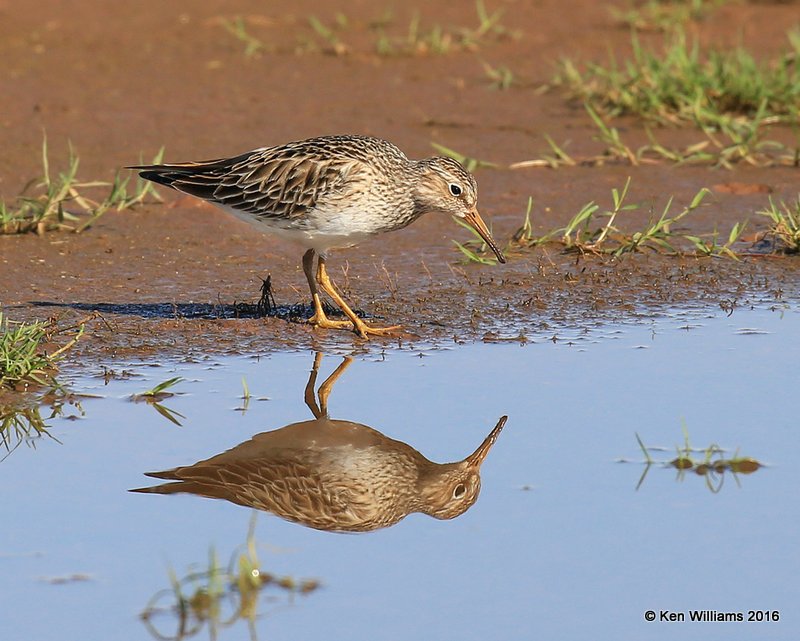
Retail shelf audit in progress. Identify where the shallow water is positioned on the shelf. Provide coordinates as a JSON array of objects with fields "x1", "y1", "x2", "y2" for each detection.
[{"x1": 2, "y1": 305, "x2": 798, "y2": 641}]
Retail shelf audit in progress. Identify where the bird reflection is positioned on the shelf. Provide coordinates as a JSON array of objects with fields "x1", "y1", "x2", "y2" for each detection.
[{"x1": 132, "y1": 353, "x2": 506, "y2": 532}]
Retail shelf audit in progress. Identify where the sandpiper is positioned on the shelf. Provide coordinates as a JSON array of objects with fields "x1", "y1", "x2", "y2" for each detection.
[
  {"x1": 132, "y1": 354, "x2": 507, "y2": 532},
  {"x1": 129, "y1": 135, "x2": 505, "y2": 338}
]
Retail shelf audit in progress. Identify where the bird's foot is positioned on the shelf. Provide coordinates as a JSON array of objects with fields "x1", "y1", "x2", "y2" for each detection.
[
  {"x1": 307, "y1": 313, "x2": 354, "y2": 331},
  {"x1": 350, "y1": 318, "x2": 403, "y2": 339},
  {"x1": 307, "y1": 312, "x2": 401, "y2": 338}
]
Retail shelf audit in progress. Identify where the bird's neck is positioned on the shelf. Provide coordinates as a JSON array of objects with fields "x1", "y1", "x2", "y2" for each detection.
[{"x1": 413, "y1": 461, "x2": 462, "y2": 513}]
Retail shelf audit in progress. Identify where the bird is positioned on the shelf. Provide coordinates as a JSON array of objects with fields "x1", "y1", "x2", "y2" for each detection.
[
  {"x1": 131, "y1": 353, "x2": 507, "y2": 532},
  {"x1": 128, "y1": 135, "x2": 506, "y2": 338}
]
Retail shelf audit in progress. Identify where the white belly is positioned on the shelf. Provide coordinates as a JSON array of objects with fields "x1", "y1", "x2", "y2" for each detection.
[{"x1": 219, "y1": 204, "x2": 377, "y2": 254}]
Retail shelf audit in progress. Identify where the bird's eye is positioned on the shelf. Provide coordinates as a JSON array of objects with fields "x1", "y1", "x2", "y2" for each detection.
[
  {"x1": 449, "y1": 183, "x2": 462, "y2": 197},
  {"x1": 453, "y1": 483, "x2": 466, "y2": 499}
]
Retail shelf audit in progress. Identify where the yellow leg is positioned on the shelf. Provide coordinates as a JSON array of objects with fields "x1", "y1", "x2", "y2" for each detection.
[
  {"x1": 302, "y1": 249, "x2": 353, "y2": 331},
  {"x1": 316, "y1": 256, "x2": 402, "y2": 339},
  {"x1": 304, "y1": 353, "x2": 353, "y2": 418},
  {"x1": 303, "y1": 351, "x2": 324, "y2": 418},
  {"x1": 317, "y1": 356, "x2": 352, "y2": 415}
]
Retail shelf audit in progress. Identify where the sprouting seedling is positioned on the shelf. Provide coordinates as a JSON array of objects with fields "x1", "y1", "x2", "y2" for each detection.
[
  {"x1": 543, "y1": 134, "x2": 577, "y2": 167},
  {"x1": 593, "y1": 176, "x2": 635, "y2": 246},
  {"x1": 236, "y1": 376, "x2": 252, "y2": 413},
  {"x1": 131, "y1": 377, "x2": 186, "y2": 426},
  {"x1": 618, "y1": 187, "x2": 711, "y2": 256},
  {"x1": 561, "y1": 201, "x2": 600, "y2": 248},
  {"x1": 585, "y1": 104, "x2": 639, "y2": 165},
  {"x1": 685, "y1": 220, "x2": 747, "y2": 260},
  {"x1": 220, "y1": 16, "x2": 264, "y2": 57},
  {"x1": 135, "y1": 377, "x2": 185, "y2": 399},
  {"x1": 481, "y1": 59, "x2": 514, "y2": 90},
  {"x1": 474, "y1": 0, "x2": 507, "y2": 37},
  {"x1": 234, "y1": 376, "x2": 270, "y2": 412},
  {"x1": 307, "y1": 14, "x2": 349, "y2": 55},
  {"x1": 430, "y1": 142, "x2": 498, "y2": 172},
  {"x1": 511, "y1": 197, "x2": 534, "y2": 245}
]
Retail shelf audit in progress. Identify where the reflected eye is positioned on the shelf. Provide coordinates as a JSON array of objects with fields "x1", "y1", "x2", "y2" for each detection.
[
  {"x1": 453, "y1": 483, "x2": 466, "y2": 499},
  {"x1": 449, "y1": 183, "x2": 462, "y2": 197}
]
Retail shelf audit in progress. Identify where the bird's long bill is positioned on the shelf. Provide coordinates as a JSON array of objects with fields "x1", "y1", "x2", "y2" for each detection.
[
  {"x1": 464, "y1": 208, "x2": 507, "y2": 264},
  {"x1": 466, "y1": 416, "x2": 508, "y2": 468}
]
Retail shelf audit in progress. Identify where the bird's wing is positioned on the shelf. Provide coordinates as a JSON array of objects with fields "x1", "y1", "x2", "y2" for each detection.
[
  {"x1": 134, "y1": 455, "x2": 376, "y2": 531},
  {"x1": 129, "y1": 147, "x2": 366, "y2": 220}
]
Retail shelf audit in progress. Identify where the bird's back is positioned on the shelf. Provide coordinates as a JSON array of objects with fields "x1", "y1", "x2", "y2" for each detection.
[
  {"x1": 131, "y1": 418, "x2": 428, "y2": 532},
  {"x1": 130, "y1": 135, "x2": 420, "y2": 248}
]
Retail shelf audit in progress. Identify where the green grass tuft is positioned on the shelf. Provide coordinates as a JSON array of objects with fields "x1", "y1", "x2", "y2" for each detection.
[
  {"x1": 503, "y1": 180, "x2": 755, "y2": 259},
  {"x1": 373, "y1": 0, "x2": 516, "y2": 56},
  {"x1": 1, "y1": 138, "x2": 163, "y2": 235},
  {"x1": 554, "y1": 27, "x2": 800, "y2": 128},
  {"x1": 610, "y1": 0, "x2": 725, "y2": 33},
  {"x1": 757, "y1": 195, "x2": 800, "y2": 253},
  {"x1": 514, "y1": 103, "x2": 798, "y2": 169},
  {"x1": 633, "y1": 427, "x2": 762, "y2": 493},
  {"x1": 0, "y1": 312, "x2": 88, "y2": 390}
]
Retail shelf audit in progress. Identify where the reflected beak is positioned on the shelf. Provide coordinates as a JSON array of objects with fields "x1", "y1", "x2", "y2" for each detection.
[
  {"x1": 463, "y1": 208, "x2": 506, "y2": 263},
  {"x1": 465, "y1": 416, "x2": 508, "y2": 468}
]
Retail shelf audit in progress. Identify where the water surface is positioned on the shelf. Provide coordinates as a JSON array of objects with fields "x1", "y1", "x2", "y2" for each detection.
[{"x1": 2, "y1": 306, "x2": 798, "y2": 640}]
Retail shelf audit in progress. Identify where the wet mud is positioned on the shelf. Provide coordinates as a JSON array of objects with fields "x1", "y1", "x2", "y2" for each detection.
[{"x1": 1, "y1": 0, "x2": 799, "y2": 361}]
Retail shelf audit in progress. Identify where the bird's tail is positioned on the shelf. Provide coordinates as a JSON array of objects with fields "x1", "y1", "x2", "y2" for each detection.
[
  {"x1": 129, "y1": 481, "x2": 188, "y2": 495},
  {"x1": 126, "y1": 151, "x2": 252, "y2": 199},
  {"x1": 129, "y1": 468, "x2": 190, "y2": 494}
]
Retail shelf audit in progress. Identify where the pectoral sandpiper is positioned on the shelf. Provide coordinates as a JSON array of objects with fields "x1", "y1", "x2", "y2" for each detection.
[
  {"x1": 132, "y1": 354, "x2": 507, "y2": 532},
  {"x1": 129, "y1": 135, "x2": 505, "y2": 338}
]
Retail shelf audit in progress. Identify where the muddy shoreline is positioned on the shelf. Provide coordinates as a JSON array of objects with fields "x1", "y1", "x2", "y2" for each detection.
[{"x1": 2, "y1": 0, "x2": 799, "y2": 363}]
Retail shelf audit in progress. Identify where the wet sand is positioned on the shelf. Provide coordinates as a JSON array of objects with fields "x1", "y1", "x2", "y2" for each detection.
[{"x1": 1, "y1": 0, "x2": 798, "y2": 359}]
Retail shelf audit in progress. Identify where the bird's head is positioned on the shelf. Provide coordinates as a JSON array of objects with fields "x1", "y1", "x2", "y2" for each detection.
[
  {"x1": 419, "y1": 416, "x2": 508, "y2": 520},
  {"x1": 414, "y1": 157, "x2": 506, "y2": 263}
]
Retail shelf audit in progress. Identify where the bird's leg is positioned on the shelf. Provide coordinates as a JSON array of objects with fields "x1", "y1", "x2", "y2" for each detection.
[
  {"x1": 315, "y1": 256, "x2": 402, "y2": 339},
  {"x1": 304, "y1": 352, "x2": 324, "y2": 418},
  {"x1": 317, "y1": 356, "x2": 353, "y2": 415},
  {"x1": 302, "y1": 249, "x2": 352, "y2": 330}
]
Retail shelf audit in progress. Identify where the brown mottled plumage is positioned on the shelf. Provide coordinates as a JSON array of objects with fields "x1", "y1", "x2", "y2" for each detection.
[
  {"x1": 131, "y1": 354, "x2": 507, "y2": 532},
  {"x1": 129, "y1": 135, "x2": 505, "y2": 338}
]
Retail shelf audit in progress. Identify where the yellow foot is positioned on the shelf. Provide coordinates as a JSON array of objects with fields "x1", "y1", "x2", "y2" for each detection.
[
  {"x1": 350, "y1": 318, "x2": 403, "y2": 339},
  {"x1": 307, "y1": 314, "x2": 354, "y2": 330},
  {"x1": 307, "y1": 313, "x2": 401, "y2": 338}
]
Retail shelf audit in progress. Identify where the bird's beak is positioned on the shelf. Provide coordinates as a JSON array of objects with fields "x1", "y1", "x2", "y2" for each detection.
[
  {"x1": 463, "y1": 208, "x2": 506, "y2": 263},
  {"x1": 466, "y1": 416, "x2": 508, "y2": 468}
]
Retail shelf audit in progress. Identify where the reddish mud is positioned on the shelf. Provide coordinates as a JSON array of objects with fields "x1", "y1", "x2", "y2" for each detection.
[{"x1": 1, "y1": 0, "x2": 799, "y2": 360}]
